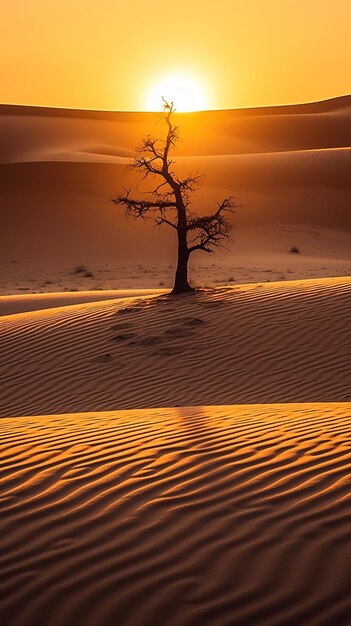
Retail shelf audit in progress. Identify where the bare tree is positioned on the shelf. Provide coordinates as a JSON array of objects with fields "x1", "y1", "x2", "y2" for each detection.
[{"x1": 113, "y1": 100, "x2": 236, "y2": 294}]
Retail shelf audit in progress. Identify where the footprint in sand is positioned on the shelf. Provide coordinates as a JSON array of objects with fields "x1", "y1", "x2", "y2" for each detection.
[
  {"x1": 131, "y1": 336, "x2": 162, "y2": 346},
  {"x1": 93, "y1": 353, "x2": 113, "y2": 363},
  {"x1": 111, "y1": 333, "x2": 138, "y2": 342},
  {"x1": 110, "y1": 322, "x2": 133, "y2": 330},
  {"x1": 183, "y1": 317, "x2": 205, "y2": 326},
  {"x1": 152, "y1": 346, "x2": 183, "y2": 356},
  {"x1": 115, "y1": 307, "x2": 139, "y2": 315},
  {"x1": 163, "y1": 328, "x2": 196, "y2": 339}
]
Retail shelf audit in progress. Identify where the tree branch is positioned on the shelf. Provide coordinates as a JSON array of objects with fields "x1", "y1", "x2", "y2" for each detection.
[
  {"x1": 187, "y1": 197, "x2": 236, "y2": 253},
  {"x1": 154, "y1": 216, "x2": 177, "y2": 229},
  {"x1": 113, "y1": 189, "x2": 177, "y2": 219},
  {"x1": 113, "y1": 100, "x2": 237, "y2": 272}
]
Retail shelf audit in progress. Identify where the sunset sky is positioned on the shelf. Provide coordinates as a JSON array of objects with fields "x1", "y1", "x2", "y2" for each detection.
[{"x1": 1, "y1": 0, "x2": 350, "y2": 111}]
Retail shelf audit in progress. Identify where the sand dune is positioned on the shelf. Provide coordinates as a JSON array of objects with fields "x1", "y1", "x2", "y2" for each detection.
[
  {"x1": 1, "y1": 277, "x2": 350, "y2": 418},
  {"x1": 1, "y1": 96, "x2": 350, "y2": 625},
  {"x1": 1, "y1": 402, "x2": 351, "y2": 626},
  {"x1": 0, "y1": 289, "x2": 164, "y2": 316},
  {"x1": 1, "y1": 96, "x2": 350, "y2": 272},
  {"x1": 1, "y1": 95, "x2": 351, "y2": 162}
]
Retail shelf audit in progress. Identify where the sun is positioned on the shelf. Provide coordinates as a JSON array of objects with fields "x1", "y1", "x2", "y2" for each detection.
[{"x1": 146, "y1": 73, "x2": 209, "y2": 112}]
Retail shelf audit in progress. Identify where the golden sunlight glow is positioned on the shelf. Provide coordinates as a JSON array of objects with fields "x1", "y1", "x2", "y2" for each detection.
[
  {"x1": 1, "y1": 2, "x2": 350, "y2": 110},
  {"x1": 146, "y1": 73, "x2": 209, "y2": 112}
]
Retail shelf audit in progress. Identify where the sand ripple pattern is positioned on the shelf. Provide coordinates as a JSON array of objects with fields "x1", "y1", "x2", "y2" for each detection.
[
  {"x1": 0, "y1": 278, "x2": 350, "y2": 417},
  {"x1": 0, "y1": 403, "x2": 351, "y2": 626}
]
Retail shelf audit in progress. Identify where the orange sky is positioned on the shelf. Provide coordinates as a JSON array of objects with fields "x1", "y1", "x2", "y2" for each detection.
[{"x1": 1, "y1": 0, "x2": 350, "y2": 111}]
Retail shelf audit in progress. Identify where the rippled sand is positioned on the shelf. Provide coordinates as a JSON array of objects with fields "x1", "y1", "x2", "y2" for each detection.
[{"x1": 1, "y1": 403, "x2": 351, "y2": 626}]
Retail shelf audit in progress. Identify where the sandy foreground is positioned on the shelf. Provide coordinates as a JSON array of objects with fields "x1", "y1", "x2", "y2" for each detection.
[
  {"x1": 1, "y1": 403, "x2": 351, "y2": 626},
  {"x1": 0, "y1": 278, "x2": 351, "y2": 625},
  {"x1": 1, "y1": 277, "x2": 350, "y2": 418}
]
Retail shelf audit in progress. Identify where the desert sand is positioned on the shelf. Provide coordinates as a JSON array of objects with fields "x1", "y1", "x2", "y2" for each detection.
[
  {"x1": 1, "y1": 277, "x2": 350, "y2": 418},
  {"x1": 1, "y1": 97, "x2": 351, "y2": 625},
  {"x1": 1, "y1": 277, "x2": 351, "y2": 624},
  {"x1": 1, "y1": 403, "x2": 351, "y2": 626},
  {"x1": 1, "y1": 96, "x2": 351, "y2": 293}
]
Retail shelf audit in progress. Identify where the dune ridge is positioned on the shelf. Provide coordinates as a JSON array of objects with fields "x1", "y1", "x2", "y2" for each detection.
[
  {"x1": 1, "y1": 95, "x2": 350, "y2": 270},
  {"x1": 1, "y1": 403, "x2": 351, "y2": 626},
  {"x1": 0, "y1": 289, "x2": 165, "y2": 316},
  {"x1": 0, "y1": 277, "x2": 350, "y2": 419},
  {"x1": 1, "y1": 94, "x2": 351, "y2": 161}
]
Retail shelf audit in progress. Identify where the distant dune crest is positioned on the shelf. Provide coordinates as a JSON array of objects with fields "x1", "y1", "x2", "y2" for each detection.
[{"x1": 0, "y1": 94, "x2": 350, "y2": 269}]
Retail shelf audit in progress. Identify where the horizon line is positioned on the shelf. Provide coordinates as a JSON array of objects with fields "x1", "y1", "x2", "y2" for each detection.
[{"x1": 0, "y1": 93, "x2": 350, "y2": 115}]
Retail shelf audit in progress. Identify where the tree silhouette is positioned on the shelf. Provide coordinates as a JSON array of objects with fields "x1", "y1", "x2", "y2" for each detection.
[{"x1": 113, "y1": 100, "x2": 236, "y2": 294}]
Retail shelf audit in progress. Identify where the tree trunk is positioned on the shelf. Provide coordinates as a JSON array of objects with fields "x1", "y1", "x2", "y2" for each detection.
[{"x1": 171, "y1": 230, "x2": 193, "y2": 295}]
